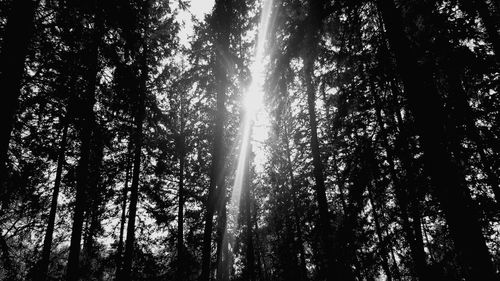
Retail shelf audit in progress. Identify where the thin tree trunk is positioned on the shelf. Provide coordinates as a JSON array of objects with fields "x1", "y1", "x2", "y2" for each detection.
[
  {"x1": 36, "y1": 121, "x2": 68, "y2": 281},
  {"x1": 0, "y1": 0, "x2": 37, "y2": 207},
  {"x1": 376, "y1": 1, "x2": 497, "y2": 279}
]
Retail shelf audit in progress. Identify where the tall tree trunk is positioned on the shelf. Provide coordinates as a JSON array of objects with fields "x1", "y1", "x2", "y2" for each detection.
[
  {"x1": 0, "y1": 0, "x2": 37, "y2": 207},
  {"x1": 372, "y1": 80, "x2": 429, "y2": 281},
  {"x1": 367, "y1": 187, "x2": 393, "y2": 281},
  {"x1": 36, "y1": 121, "x2": 68, "y2": 281},
  {"x1": 120, "y1": 47, "x2": 147, "y2": 281},
  {"x1": 438, "y1": 51, "x2": 500, "y2": 206},
  {"x1": 283, "y1": 113, "x2": 308, "y2": 281},
  {"x1": 216, "y1": 195, "x2": 230, "y2": 281},
  {"x1": 81, "y1": 129, "x2": 104, "y2": 280},
  {"x1": 376, "y1": 1, "x2": 497, "y2": 279},
  {"x1": 177, "y1": 110, "x2": 186, "y2": 281},
  {"x1": 303, "y1": 39, "x2": 337, "y2": 281},
  {"x1": 200, "y1": 1, "x2": 231, "y2": 280},
  {"x1": 252, "y1": 202, "x2": 269, "y2": 281},
  {"x1": 116, "y1": 142, "x2": 132, "y2": 276},
  {"x1": 243, "y1": 143, "x2": 255, "y2": 281},
  {"x1": 302, "y1": 1, "x2": 338, "y2": 279},
  {"x1": 66, "y1": 10, "x2": 100, "y2": 281}
]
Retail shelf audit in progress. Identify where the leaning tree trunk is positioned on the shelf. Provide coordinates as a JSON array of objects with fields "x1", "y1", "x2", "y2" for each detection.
[
  {"x1": 36, "y1": 121, "x2": 68, "y2": 281},
  {"x1": 0, "y1": 0, "x2": 37, "y2": 208},
  {"x1": 376, "y1": 0, "x2": 497, "y2": 280}
]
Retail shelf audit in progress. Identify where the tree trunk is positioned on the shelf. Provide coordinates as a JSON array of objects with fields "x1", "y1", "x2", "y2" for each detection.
[
  {"x1": 243, "y1": 143, "x2": 255, "y2": 281},
  {"x1": 371, "y1": 79, "x2": 429, "y2": 281},
  {"x1": 120, "y1": 48, "x2": 147, "y2": 281},
  {"x1": 36, "y1": 121, "x2": 68, "y2": 281},
  {"x1": 177, "y1": 116, "x2": 186, "y2": 281},
  {"x1": 302, "y1": 1, "x2": 338, "y2": 279},
  {"x1": 252, "y1": 202, "x2": 269, "y2": 281},
  {"x1": 215, "y1": 200, "x2": 229, "y2": 281},
  {"x1": 376, "y1": 1, "x2": 497, "y2": 279},
  {"x1": 367, "y1": 187, "x2": 393, "y2": 281},
  {"x1": 116, "y1": 142, "x2": 132, "y2": 276},
  {"x1": 200, "y1": 1, "x2": 231, "y2": 280},
  {"x1": 66, "y1": 11, "x2": 100, "y2": 281},
  {"x1": 0, "y1": 0, "x2": 37, "y2": 207},
  {"x1": 81, "y1": 129, "x2": 104, "y2": 280},
  {"x1": 303, "y1": 42, "x2": 337, "y2": 281},
  {"x1": 283, "y1": 113, "x2": 308, "y2": 281}
]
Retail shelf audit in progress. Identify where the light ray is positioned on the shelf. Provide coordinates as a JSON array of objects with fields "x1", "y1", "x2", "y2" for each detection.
[
  {"x1": 228, "y1": 0, "x2": 274, "y2": 222},
  {"x1": 219, "y1": 0, "x2": 274, "y2": 275}
]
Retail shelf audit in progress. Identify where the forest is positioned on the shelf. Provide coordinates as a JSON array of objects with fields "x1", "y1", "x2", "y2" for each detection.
[{"x1": 0, "y1": 0, "x2": 499, "y2": 280}]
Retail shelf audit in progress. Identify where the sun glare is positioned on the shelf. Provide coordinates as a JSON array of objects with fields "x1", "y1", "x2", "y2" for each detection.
[{"x1": 225, "y1": 0, "x2": 274, "y2": 249}]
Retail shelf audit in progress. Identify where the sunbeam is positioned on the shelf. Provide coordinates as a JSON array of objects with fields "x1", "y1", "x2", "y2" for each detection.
[{"x1": 221, "y1": 0, "x2": 275, "y2": 273}]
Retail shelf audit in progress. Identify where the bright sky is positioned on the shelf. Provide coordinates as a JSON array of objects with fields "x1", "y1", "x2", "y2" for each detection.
[
  {"x1": 178, "y1": 0, "x2": 216, "y2": 46},
  {"x1": 177, "y1": 0, "x2": 271, "y2": 175}
]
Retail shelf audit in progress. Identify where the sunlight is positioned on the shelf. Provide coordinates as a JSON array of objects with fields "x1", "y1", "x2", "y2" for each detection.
[
  {"x1": 221, "y1": 1, "x2": 274, "y2": 272},
  {"x1": 242, "y1": 68, "x2": 265, "y2": 115},
  {"x1": 229, "y1": 0, "x2": 273, "y2": 214}
]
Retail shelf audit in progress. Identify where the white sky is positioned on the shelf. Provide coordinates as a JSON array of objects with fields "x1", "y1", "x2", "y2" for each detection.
[{"x1": 178, "y1": 0, "x2": 216, "y2": 46}]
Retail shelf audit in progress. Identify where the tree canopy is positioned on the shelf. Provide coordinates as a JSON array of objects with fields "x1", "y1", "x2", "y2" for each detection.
[{"x1": 0, "y1": 0, "x2": 499, "y2": 280}]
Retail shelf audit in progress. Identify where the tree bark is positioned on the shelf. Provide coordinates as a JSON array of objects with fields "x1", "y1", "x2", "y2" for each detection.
[{"x1": 376, "y1": 1, "x2": 497, "y2": 279}]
